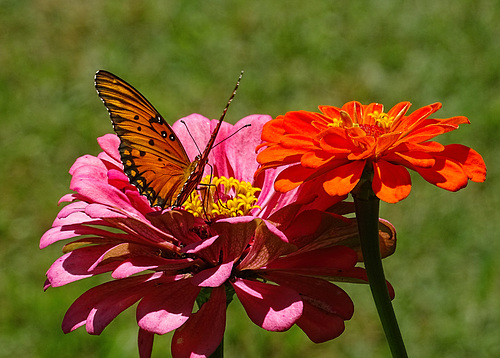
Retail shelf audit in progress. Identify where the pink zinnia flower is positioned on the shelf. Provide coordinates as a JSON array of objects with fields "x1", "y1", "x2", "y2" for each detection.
[{"x1": 41, "y1": 114, "x2": 395, "y2": 358}]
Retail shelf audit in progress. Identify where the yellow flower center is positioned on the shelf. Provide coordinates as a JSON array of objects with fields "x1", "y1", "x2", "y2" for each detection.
[
  {"x1": 184, "y1": 175, "x2": 261, "y2": 220},
  {"x1": 326, "y1": 117, "x2": 344, "y2": 128},
  {"x1": 369, "y1": 111, "x2": 394, "y2": 130}
]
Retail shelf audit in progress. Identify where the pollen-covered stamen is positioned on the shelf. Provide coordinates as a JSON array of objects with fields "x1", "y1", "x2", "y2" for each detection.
[
  {"x1": 326, "y1": 110, "x2": 355, "y2": 128},
  {"x1": 184, "y1": 175, "x2": 261, "y2": 219},
  {"x1": 369, "y1": 111, "x2": 394, "y2": 131}
]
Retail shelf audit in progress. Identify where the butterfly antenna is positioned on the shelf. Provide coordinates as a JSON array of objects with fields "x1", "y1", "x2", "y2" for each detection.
[
  {"x1": 180, "y1": 120, "x2": 203, "y2": 155},
  {"x1": 213, "y1": 124, "x2": 251, "y2": 149},
  {"x1": 219, "y1": 70, "x2": 244, "y2": 122}
]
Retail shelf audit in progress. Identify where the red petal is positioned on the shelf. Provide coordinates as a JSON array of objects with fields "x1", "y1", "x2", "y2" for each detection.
[
  {"x1": 171, "y1": 286, "x2": 227, "y2": 358},
  {"x1": 372, "y1": 161, "x2": 412, "y2": 203}
]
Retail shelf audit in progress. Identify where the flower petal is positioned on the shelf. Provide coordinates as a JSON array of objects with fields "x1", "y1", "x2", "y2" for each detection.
[
  {"x1": 441, "y1": 144, "x2": 486, "y2": 182},
  {"x1": 171, "y1": 286, "x2": 227, "y2": 358},
  {"x1": 232, "y1": 278, "x2": 302, "y2": 331},
  {"x1": 62, "y1": 273, "x2": 158, "y2": 334},
  {"x1": 137, "y1": 279, "x2": 200, "y2": 335},
  {"x1": 322, "y1": 160, "x2": 365, "y2": 197},
  {"x1": 266, "y1": 272, "x2": 354, "y2": 342},
  {"x1": 372, "y1": 160, "x2": 412, "y2": 203}
]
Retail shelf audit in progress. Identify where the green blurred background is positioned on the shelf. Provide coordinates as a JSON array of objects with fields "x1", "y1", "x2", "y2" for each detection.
[{"x1": 1, "y1": 1, "x2": 498, "y2": 357}]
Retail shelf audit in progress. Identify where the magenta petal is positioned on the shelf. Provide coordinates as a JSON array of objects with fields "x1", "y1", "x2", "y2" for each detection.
[
  {"x1": 232, "y1": 278, "x2": 302, "y2": 331},
  {"x1": 191, "y1": 261, "x2": 233, "y2": 287},
  {"x1": 222, "y1": 115, "x2": 273, "y2": 183},
  {"x1": 264, "y1": 272, "x2": 353, "y2": 342},
  {"x1": 46, "y1": 245, "x2": 118, "y2": 287},
  {"x1": 97, "y1": 134, "x2": 122, "y2": 163},
  {"x1": 137, "y1": 279, "x2": 200, "y2": 335},
  {"x1": 138, "y1": 328, "x2": 154, "y2": 358},
  {"x1": 171, "y1": 286, "x2": 227, "y2": 358},
  {"x1": 296, "y1": 303, "x2": 346, "y2": 343},
  {"x1": 62, "y1": 273, "x2": 157, "y2": 334},
  {"x1": 264, "y1": 245, "x2": 357, "y2": 275}
]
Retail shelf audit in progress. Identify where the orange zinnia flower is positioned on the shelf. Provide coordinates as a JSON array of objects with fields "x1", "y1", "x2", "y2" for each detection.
[{"x1": 256, "y1": 101, "x2": 486, "y2": 203}]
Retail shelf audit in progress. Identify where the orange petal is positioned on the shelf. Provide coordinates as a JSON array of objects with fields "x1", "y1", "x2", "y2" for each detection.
[
  {"x1": 283, "y1": 111, "x2": 322, "y2": 136},
  {"x1": 372, "y1": 161, "x2": 412, "y2": 203},
  {"x1": 280, "y1": 134, "x2": 317, "y2": 150},
  {"x1": 440, "y1": 144, "x2": 486, "y2": 183},
  {"x1": 274, "y1": 164, "x2": 318, "y2": 192},
  {"x1": 257, "y1": 145, "x2": 304, "y2": 164},
  {"x1": 301, "y1": 150, "x2": 334, "y2": 168},
  {"x1": 322, "y1": 161, "x2": 365, "y2": 197},
  {"x1": 261, "y1": 116, "x2": 285, "y2": 142},
  {"x1": 394, "y1": 102, "x2": 442, "y2": 133},
  {"x1": 383, "y1": 150, "x2": 436, "y2": 168},
  {"x1": 412, "y1": 157, "x2": 468, "y2": 191}
]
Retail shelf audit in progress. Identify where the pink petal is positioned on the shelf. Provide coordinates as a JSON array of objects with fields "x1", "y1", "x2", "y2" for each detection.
[
  {"x1": 97, "y1": 134, "x2": 122, "y2": 163},
  {"x1": 62, "y1": 273, "x2": 159, "y2": 334},
  {"x1": 171, "y1": 286, "x2": 227, "y2": 358},
  {"x1": 137, "y1": 279, "x2": 200, "y2": 335},
  {"x1": 217, "y1": 115, "x2": 272, "y2": 183},
  {"x1": 191, "y1": 261, "x2": 234, "y2": 287},
  {"x1": 46, "y1": 244, "x2": 118, "y2": 287},
  {"x1": 232, "y1": 278, "x2": 302, "y2": 331}
]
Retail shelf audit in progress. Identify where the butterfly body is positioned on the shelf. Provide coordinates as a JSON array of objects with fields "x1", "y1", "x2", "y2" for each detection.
[{"x1": 95, "y1": 70, "x2": 240, "y2": 209}]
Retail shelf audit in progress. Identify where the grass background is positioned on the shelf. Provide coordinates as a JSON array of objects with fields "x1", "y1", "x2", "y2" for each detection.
[{"x1": 1, "y1": 1, "x2": 498, "y2": 357}]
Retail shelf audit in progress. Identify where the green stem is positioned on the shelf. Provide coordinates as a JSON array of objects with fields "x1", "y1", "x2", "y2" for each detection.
[{"x1": 352, "y1": 172, "x2": 408, "y2": 358}]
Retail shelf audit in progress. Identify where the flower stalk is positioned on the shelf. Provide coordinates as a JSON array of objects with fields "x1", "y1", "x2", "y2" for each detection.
[{"x1": 352, "y1": 167, "x2": 408, "y2": 358}]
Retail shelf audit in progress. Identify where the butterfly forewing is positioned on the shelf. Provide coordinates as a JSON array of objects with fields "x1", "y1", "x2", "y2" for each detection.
[{"x1": 95, "y1": 70, "x2": 193, "y2": 209}]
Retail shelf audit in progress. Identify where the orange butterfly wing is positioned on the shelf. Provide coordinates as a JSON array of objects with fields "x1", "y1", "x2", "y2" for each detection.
[
  {"x1": 95, "y1": 70, "x2": 242, "y2": 210},
  {"x1": 95, "y1": 70, "x2": 196, "y2": 209}
]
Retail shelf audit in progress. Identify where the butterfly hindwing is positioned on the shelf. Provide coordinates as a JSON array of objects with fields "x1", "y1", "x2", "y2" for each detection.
[{"x1": 95, "y1": 70, "x2": 194, "y2": 209}]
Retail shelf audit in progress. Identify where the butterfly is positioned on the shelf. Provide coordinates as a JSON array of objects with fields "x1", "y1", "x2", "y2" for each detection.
[{"x1": 95, "y1": 70, "x2": 242, "y2": 209}]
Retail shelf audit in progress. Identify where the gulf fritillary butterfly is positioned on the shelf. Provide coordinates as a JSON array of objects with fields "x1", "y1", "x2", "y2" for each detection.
[{"x1": 95, "y1": 70, "x2": 242, "y2": 209}]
